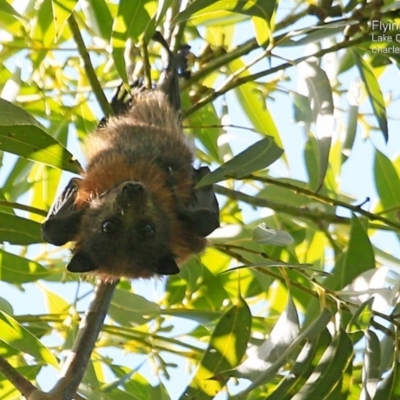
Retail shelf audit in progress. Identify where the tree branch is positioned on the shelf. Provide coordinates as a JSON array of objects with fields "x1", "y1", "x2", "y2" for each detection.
[
  {"x1": 49, "y1": 279, "x2": 117, "y2": 399},
  {"x1": 0, "y1": 355, "x2": 37, "y2": 398}
]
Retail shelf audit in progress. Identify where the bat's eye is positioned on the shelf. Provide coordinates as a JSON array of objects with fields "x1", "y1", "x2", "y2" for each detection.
[
  {"x1": 102, "y1": 220, "x2": 118, "y2": 234},
  {"x1": 140, "y1": 224, "x2": 154, "y2": 238}
]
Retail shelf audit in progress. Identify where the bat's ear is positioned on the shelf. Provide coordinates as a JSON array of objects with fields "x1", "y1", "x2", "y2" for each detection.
[
  {"x1": 67, "y1": 251, "x2": 99, "y2": 273},
  {"x1": 152, "y1": 254, "x2": 180, "y2": 275},
  {"x1": 42, "y1": 178, "x2": 85, "y2": 246},
  {"x1": 42, "y1": 211, "x2": 84, "y2": 246}
]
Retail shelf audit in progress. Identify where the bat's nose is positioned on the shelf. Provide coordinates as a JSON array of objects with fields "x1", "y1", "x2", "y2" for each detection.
[{"x1": 122, "y1": 182, "x2": 144, "y2": 199}]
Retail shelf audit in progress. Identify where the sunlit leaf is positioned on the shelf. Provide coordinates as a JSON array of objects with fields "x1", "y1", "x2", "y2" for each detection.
[
  {"x1": 293, "y1": 329, "x2": 353, "y2": 399},
  {"x1": 297, "y1": 60, "x2": 334, "y2": 189},
  {"x1": 31, "y1": 0, "x2": 56, "y2": 50},
  {"x1": 0, "y1": 250, "x2": 50, "y2": 283},
  {"x1": 0, "y1": 99, "x2": 80, "y2": 173},
  {"x1": 196, "y1": 137, "x2": 283, "y2": 187},
  {"x1": 229, "y1": 58, "x2": 282, "y2": 151},
  {"x1": 266, "y1": 329, "x2": 332, "y2": 400},
  {"x1": 234, "y1": 296, "x2": 299, "y2": 380},
  {"x1": 180, "y1": 297, "x2": 251, "y2": 400},
  {"x1": 374, "y1": 149, "x2": 400, "y2": 218},
  {"x1": 252, "y1": 223, "x2": 294, "y2": 245},
  {"x1": 0, "y1": 311, "x2": 58, "y2": 368},
  {"x1": 51, "y1": 0, "x2": 78, "y2": 37},
  {"x1": 82, "y1": 0, "x2": 113, "y2": 40},
  {"x1": 361, "y1": 330, "x2": 381, "y2": 399},
  {"x1": 346, "y1": 297, "x2": 374, "y2": 333},
  {"x1": 0, "y1": 0, "x2": 25, "y2": 36},
  {"x1": 339, "y1": 267, "x2": 399, "y2": 311},
  {"x1": 338, "y1": 215, "x2": 375, "y2": 289},
  {"x1": 235, "y1": 308, "x2": 332, "y2": 396},
  {"x1": 175, "y1": 0, "x2": 277, "y2": 24},
  {"x1": 111, "y1": 0, "x2": 154, "y2": 81},
  {"x1": 41, "y1": 285, "x2": 70, "y2": 314},
  {"x1": 353, "y1": 50, "x2": 388, "y2": 142},
  {"x1": 0, "y1": 213, "x2": 42, "y2": 245},
  {"x1": 108, "y1": 289, "x2": 161, "y2": 326}
]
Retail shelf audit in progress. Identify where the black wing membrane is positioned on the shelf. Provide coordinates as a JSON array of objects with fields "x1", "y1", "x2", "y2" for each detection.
[
  {"x1": 190, "y1": 166, "x2": 220, "y2": 236},
  {"x1": 42, "y1": 178, "x2": 85, "y2": 246},
  {"x1": 170, "y1": 166, "x2": 220, "y2": 237}
]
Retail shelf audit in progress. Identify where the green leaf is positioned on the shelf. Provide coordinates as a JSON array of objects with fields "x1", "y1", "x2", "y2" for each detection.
[
  {"x1": 340, "y1": 215, "x2": 375, "y2": 288},
  {"x1": 297, "y1": 61, "x2": 334, "y2": 189},
  {"x1": 0, "y1": 365, "x2": 42, "y2": 399},
  {"x1": 0, "y1": 0, "x2": 25, "y2": 36},
  {"x1": 0, "y1": 250, "x2": 50, "y2": 283},
  {"x1": 362, "y1": 330, "x2": 381, "y2": 399},
  {"x1": 229, "y1": 59, "x2": 282, "y2": 151},
  {"x1": 162, "y1": 309, "x2": 221, "y2": 324},
  {"x1": 111, "y1": 0, "x2": 154, "y2": 81},
  {"x1": 107, "y1": 367, "x2": 155, "y2": 400},
  {"x1": 346, "y1": 298, "x2": 374, "y2": 333},
  {"x1": 41, "y1": 286, "x2": 70, "y2": 314},
  {"x1": 109, "y1": 289, "x2": 160, "y2": 326},
  {"x1": 51, "y1": 0, "x2": 78, "y2": 37},
  {"x1": 293, "y1": 329, "x2": 353, "y2": 399},
  {"x1": 281, "y1": 25, "x2": 344, "y2": 47},
  {"x1": 252, "y1": 223, "x2": 294, "y2": 245},
  {"x1": 196, "y1": 137, "x2": 283, "y2": 187},
  {"x1": 342, "y1": 104, "x2": 358, "y2": 162},
  {"x1": 180, "y1": 297, "x2": 251, "y2": 400},
  {"x1": 31, "y1": 0, "x2": 56, "y2": 49},
  {"x1": 267, "y1": 329, "x2": 332, "y2": 400},
  {"x1": 82, "y1": 0, "x2": 113, "y2": 40},
  {"x1": 175, "y1": 0, "x2": 277, "y2": 23},
  {"x1": 235, "y1": 308, "x2": 332, "y2": 396},
  {"x1": 234, "y1": 296, "x2": 299, "y2": 381},
  {"x1": 290, "y1": 91, "x2": 313, "y2": 124},
  {"x1": 0, "y1": 311, "x2": 58, "y2": 368},
  {"x1": 375, "y1": 350, "x2": 400, "y2": 400},
  {"x1": 251, "y1": 16, "x2": 269, "y2": 46},
  {"x1": 373, "y1": 149, "x2": 400, "y2": 218},
  {"x1": 353, "y1": 50, "x2": 388, "y2": 142},
  {"x1": 0, "y1": 213, "x2": 42, "y2": 245},
  {"x1": 0, "y1": 99, "x2": 80, "y2": 173}
]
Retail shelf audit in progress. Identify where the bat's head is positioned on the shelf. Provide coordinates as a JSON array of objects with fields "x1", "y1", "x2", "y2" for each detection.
[{"x1": 68, "y1": 180, "x2": 179, "y2": 278}]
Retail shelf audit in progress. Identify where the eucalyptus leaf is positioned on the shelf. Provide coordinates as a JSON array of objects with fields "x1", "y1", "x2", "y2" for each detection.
[
  {"x1": 353, "y1": 50, "x2": 388, "y2": 142},
  {"x1": 253, "y1": 223, "x2": 294, "y2": 245},
  {"x1": 0, "y1": 99, "x2": 80, "y2": 173},
  {"x1": 196, "y1": 137, "x2": 283, "y2": 187}
]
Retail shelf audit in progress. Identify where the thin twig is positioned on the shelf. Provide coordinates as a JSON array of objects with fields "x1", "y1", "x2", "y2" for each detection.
[
  {"x1": 67, "y1": 14, "x2": 112, "y2": 117},
  {"x1": 184, "y1": 35, "x2": 369, "y2": 117},
  {"x1": 0, "y1": 201, "x2": 47, "y2": 217},
  {"x1": 245, "y1": 175, "x2": 400, "y2": 231},
  {"x1": 215, "y1": 185, "x2": 396, "y2": 231}
]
